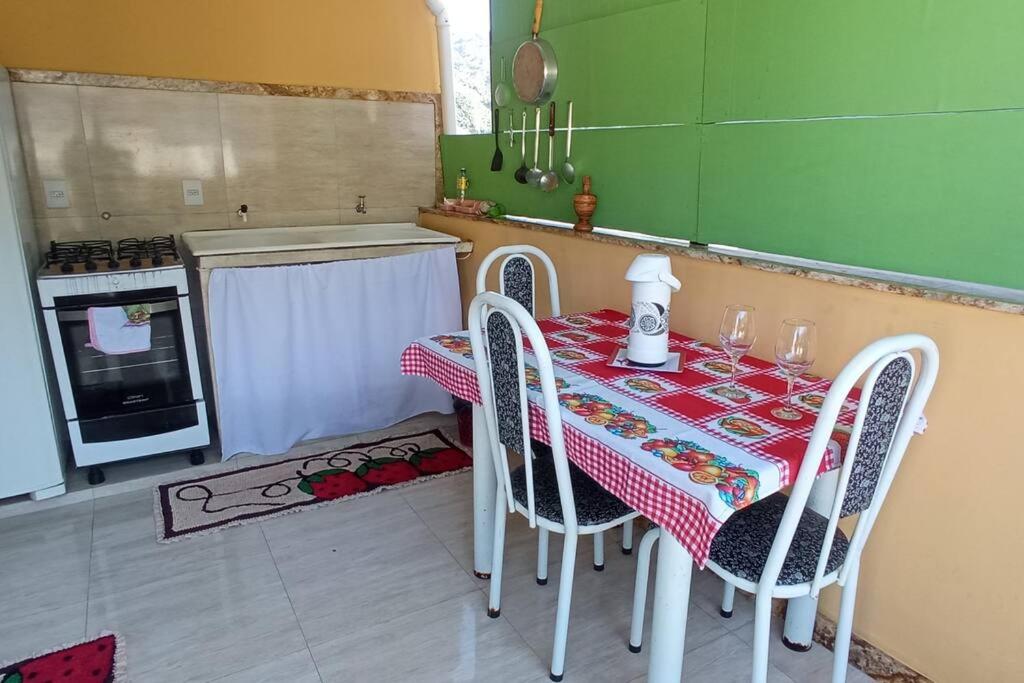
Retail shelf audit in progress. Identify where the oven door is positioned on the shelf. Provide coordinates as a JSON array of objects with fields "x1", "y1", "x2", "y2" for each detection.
[{"x1": 54, "y1": 287, "x2": 195, "y2": 424}]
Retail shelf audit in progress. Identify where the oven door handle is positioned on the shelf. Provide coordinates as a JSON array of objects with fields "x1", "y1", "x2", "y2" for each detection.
[{"x1": 55, "y1": 300, "x2": 179, "y2": 322}]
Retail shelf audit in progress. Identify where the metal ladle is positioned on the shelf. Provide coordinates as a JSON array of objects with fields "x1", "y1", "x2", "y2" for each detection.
[
  {"x1": 526, "y1": 107, "x2": 543, "y2": 186},
  {"x1": 540, "y1": 101, "x2": 559, "y2": 192},
  {"x1": 514, "y1": 110, "x2": 529, "y2": 184},
  {"x1": 561, "y1": 100, "x2": 576, "y2": 184}
]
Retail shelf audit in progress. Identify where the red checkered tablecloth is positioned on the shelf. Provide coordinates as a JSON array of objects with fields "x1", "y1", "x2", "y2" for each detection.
[{"x1": 401, "y1": 309, "x2": 858, "y2": 566}]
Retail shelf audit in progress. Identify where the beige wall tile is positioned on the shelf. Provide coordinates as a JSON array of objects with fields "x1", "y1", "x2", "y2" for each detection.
[
  {"x1": 79, "y1": 86, "x2": 227, "y2": 216},
  {"x1": 220, "y1": 94, "x2": 338, "y2": 213},
  {"x1": 226, "y1": 208, "x2": 341, "y2": 229},
  {"x1": 338, "y1": 207, "x2": 419, "y2": 225},
  {"x1": 100, "y1": 213, "x2": 230, "y2": 242},
  {"x1": 336, "y1": 100, "x2": 435, "y2": 209},
  {"x1": 35, "y1": 216, "x2": 102, "y2": 245},
  {"x1": 12, "y1": 83, "x2": 96, "y2": 218}
]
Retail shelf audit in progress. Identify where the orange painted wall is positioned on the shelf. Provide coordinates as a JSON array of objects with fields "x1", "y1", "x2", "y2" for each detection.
[
  {"x1": 0, "y1": 0, "x2": 439, "y2": 93},
  {"x1": 422, "y1": 210, "x2": 1024, "y2": 683}
]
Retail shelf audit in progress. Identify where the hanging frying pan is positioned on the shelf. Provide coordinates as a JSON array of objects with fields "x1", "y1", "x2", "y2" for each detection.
[{"x1": 513, "y1": 0, "x2": 558, "y2": 104}]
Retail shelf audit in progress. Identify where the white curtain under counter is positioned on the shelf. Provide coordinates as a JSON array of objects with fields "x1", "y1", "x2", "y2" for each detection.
[{"x1": 183, "y1": 224, "x2": 471, "y2": 458}]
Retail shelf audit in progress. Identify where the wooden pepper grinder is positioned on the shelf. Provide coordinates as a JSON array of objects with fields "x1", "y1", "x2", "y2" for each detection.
[{"x1": 573, "y1": 175, "x2": 597, "y2": 232}]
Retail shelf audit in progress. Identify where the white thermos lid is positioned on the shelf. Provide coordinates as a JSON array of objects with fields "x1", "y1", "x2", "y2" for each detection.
[{"x1": 624, "y1": 254, "x2": 681, "y2": 291}]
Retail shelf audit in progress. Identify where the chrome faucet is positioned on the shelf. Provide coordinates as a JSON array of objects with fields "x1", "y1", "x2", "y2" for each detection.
[{"x1": 355, "y1": 195, "x2": 367, "y2": 214}]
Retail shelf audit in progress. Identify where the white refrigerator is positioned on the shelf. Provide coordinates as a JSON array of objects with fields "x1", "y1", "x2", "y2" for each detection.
[{"x1": 0, "y1": 67, "x2": 66, "y2": 500}]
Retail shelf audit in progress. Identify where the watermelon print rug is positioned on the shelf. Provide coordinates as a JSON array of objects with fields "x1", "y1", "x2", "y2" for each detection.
[
  {"x1": 0, "y1": 633, "x2": 125, "y2": 683},
  {"x1": 155, "y1": 428, "x2": 471, "y2": 542}
]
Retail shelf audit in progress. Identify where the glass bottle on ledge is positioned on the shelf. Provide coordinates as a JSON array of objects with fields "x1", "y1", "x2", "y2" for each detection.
[{"x1": 457, "y1": 167, "x2": 469, "y2": 204}]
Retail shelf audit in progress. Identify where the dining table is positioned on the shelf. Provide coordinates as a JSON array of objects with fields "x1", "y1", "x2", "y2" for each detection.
[{"x1": 401, "y1": 308, "x2": 860, "y2": 681}]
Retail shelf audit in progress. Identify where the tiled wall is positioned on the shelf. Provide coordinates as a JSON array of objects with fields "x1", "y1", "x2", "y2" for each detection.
[{"x1": 12, "y1": 83, "x2": 437, "y2": 246}]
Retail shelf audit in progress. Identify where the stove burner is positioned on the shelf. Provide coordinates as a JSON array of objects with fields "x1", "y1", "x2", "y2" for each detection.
[
  {"x1": 117, "y1": 235, "x2": 180, "y2": 263},
  {"x1": 44, "y1": 236, "x2": 180, "y2": 274},
  {"x1": 45, "y1": 240, "x2": 113, "y2": 269}
]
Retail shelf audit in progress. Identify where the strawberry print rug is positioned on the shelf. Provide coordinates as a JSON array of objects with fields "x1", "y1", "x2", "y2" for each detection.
[
  {"x1": 1, "y1": 633, "x2": 125, "y2": 683},
  {"x1": 155, "y1": 429, "x2": 471, "y2": 542}
]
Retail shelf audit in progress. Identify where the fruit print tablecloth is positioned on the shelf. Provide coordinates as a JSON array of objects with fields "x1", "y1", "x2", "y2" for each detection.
[{"x1": 401, "y1": 309, "x2": 858, "y2": 566}]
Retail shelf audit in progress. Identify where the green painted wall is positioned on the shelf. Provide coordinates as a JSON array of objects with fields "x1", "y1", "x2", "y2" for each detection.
[
  {"x1": 703, "y1": 0, "x2": 1024, "y2": 121},
  {"x1": 440, "y1": 0, "x2": 1024, "y2": 289}
]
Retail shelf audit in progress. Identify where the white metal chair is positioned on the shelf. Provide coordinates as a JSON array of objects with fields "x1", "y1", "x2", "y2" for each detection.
[
  {"x1": 476, "y1": 244, "x2": 561, "y2": 317},
  {"x1": 629, "y1": 334, "x2": 939, "y2": 683},
  {"x1": 476, "y1": 246, "x2": 634, "y2": 572},
  {"x1": 469, "y1": 291, "x2": 641, "y2": 682}
]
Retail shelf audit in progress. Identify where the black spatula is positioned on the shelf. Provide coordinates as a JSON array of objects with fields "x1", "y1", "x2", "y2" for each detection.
[{"x1": 490, "y1": 108, "x2": 503, "y2": 172}]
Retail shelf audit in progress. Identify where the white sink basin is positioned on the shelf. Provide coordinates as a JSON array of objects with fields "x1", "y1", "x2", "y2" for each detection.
[{"x1": 182, "y1": 223, "x2": 459, "y2": 256}]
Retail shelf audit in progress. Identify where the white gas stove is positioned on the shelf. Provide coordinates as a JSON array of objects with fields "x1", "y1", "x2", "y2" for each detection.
[{"x1": 36, "y1": 236, "x2": 209, "y2": 484}]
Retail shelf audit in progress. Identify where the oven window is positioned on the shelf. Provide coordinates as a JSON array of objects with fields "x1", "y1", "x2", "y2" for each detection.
[{"x1": 56, "y1": 293, "x2": 193, "y2": 420}]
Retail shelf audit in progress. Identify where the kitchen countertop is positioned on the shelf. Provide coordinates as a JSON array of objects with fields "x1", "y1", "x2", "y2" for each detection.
[
  {"x1": 420, "y1": 208, "x2": 1024, "y2": 316},
  {"x1": 182, "y1": 223, "x2": 460, "y2": 257}
]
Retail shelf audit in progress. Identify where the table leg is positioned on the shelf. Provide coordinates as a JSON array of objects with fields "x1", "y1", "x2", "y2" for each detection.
[
  {"x1": 782, "y1": 468, "x2": 841, "y2": 651},
  {"x1": 471, "y1": 403, "x2": 496, "y2": 579},
  {"x1": 647, "y1": 532, "x2": 693, "y2": 683}
]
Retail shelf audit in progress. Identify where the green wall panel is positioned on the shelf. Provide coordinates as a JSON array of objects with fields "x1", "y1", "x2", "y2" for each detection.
[
  {"x1": 704, "y1": 0, "x2": 1024, "y2": 121},
  {"x1": 697, "y1": 111, "x2": 1024, "y2": 289},
  {"x1": 492, "y1": 0, "x2": 707, "y2": 127},
  {"x1": 491, "y1": 0, "x2": 681, "y2": 45},
  {"x1": 441, "y1": 125, "x2": 701, "y2": 239},
  {"x1": 444, "y1": 0, "x2": 1024, "y2": 289}
]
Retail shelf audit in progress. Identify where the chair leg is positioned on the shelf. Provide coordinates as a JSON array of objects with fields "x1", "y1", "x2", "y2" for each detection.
[
  {"x1": 549, "y1": 532, "x2": 579, "y2": 682},
  {"x1": 831, "y1": 563, "x2": 861, "y2": 683},
  {"x1": 751, "y1": 593, "x2": 774, "y2": 683},
  {"x1": 621, "y1": 519, "x2": 634, "y2": 555},
  {"x1": 537, "y1": 527, "x2": 550, "y2": 585},
  {"x1": 487, "y1": 487, "x2": 508, "y2": 618},
  {"x1": 720, "y1": 582, "x2": 736, "y2": 618},
  {"x1": 593, "y1": 531, "x2": 605, "y2": 571},
  {"x1": 628, "y1": 526, "x2": 660, "y2": 653}
]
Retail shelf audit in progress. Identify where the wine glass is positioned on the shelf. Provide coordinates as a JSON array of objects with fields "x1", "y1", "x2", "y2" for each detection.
[
  {"x1": 718, "y1": 305, "x2": 757, "y2": 387},
  {"x1": 773, "y1": 319, "x2": 817, "y2": 420}
]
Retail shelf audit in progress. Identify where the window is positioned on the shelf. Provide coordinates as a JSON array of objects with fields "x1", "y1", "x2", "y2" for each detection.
[{"x1": 446, "y1": 0, "x2": 491, "y2": 134}]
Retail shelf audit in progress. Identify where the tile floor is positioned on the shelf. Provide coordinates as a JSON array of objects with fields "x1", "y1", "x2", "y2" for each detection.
[{"x1": 0, "y1": 416, "x2": 875, "y2": 682}]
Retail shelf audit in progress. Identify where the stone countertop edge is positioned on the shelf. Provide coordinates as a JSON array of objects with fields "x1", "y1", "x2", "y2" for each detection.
[{"x1": 419, "y1": 208, "x2": 1024, "y2": 317}]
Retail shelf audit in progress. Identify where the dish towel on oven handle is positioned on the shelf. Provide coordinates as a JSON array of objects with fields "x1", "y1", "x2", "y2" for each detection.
[
  {"x1": 87, "y1": 304, "x2": 152, "y2": 355},
  {"x1": 209, "y1": 246, "x2": 462, "y2": 458}
]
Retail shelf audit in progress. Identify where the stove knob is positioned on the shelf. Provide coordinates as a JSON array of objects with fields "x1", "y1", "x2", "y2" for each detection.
[
  {"x1": 85, "y1": 259, "x2": 98, "y2": 272},
  {"x1": 60, "y1": 261, "x2": 74, "y2": 274},
  {"x1": 152, "y1": 255, "x2": 164, "y2": 266},
  {"x1": 110, "y1": 276, "x2": 120, "y2": 288},
  {"x1": 107, "y1": 259, "x2": 120, "y2": 270},
  {"x1": 130, "y1": 257, "x2": 142, "y2": 268}
]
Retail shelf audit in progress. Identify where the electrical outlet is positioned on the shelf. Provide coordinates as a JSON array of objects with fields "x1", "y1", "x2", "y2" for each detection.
[
  {"x1": 43, "y1": 179, "x2": 70, "y2": 209},
  {"x1": 182, "y1": 179, "x2": 204, "y2": 206}
]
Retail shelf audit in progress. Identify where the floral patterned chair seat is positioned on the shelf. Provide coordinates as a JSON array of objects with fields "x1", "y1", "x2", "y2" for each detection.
[
  {"x1": 510, "y1": 455, "x2": 633, "y2": 527},
  {"x1": 708, "y1": 493, "x2": 850, "y2": 585}
]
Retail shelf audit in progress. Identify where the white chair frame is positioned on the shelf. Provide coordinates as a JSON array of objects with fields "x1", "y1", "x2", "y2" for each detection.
[
  {"x1": 629, "y1": 334, "x2": 939, "y2": 683},
  {"x1": 476, "y1": 246, "x2": 633, "y2": 573},
  {"x1": 470, "y1": 291, "x2": 640, "y2": 682},
  {"x1": 476, "y1": 245, "x2": 561, "y2": 317}
]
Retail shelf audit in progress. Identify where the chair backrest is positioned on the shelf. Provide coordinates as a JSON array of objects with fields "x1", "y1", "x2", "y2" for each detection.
[
  {"x1": 760, "y1": 334, "x2": 939, "y2": 596},
  {"x1": 468, "y1": 290, "x2": 577, "y2": 533},
  {"x1": 475, "y1": 245, "x2": 561, "y2": 317}
]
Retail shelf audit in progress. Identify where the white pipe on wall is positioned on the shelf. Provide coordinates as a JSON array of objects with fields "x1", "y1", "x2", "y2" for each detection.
[{"x1": 425, "y1": 0, "x2": 456, "y2": 134}]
